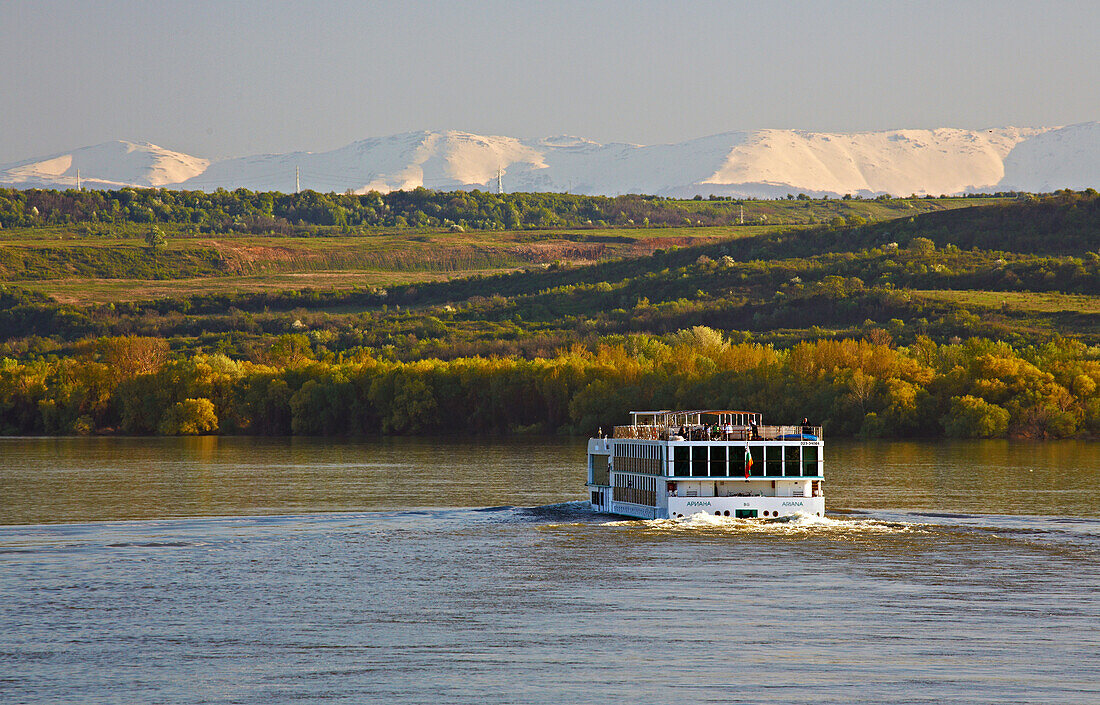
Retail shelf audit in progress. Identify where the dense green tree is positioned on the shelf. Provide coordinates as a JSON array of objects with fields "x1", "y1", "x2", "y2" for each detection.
[
  {"x1": 145, "y1": 225, "x2": 168, "y2": 256},
  {"x1": 158, "y1": 398, "x2": 218, "y2": 435},
  {"x1": 942, "y1": 395, "x2": 1010, "y2": 438}
]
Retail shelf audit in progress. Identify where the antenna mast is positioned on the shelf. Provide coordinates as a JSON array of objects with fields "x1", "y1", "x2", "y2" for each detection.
[
  {"x1": 295, "y1": 166, "x2": 300, "y2": 194},
  {"x1": 739, "y1": 204, "x2": 744, "y2": 225},
  {"x1": 76, "y1": 169, "x2": 82, "y2": 191},
  {"x1": 497, "y1": 166, "x2": 504, "y2": 195}
]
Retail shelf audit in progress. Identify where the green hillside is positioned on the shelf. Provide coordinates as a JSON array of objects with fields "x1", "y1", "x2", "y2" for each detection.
[{"x1": 0, "y1": 190, "x2": 1097, "y2": 439}]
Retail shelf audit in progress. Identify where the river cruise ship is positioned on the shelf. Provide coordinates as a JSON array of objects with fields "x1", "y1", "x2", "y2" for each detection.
[{"x1": 586, "y1": 410, "x2": 824, "y2": 520}]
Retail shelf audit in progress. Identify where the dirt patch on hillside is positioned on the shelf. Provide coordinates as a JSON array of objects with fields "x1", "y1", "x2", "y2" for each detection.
[
  {"x1": 514, "y1": 242, "x2": 607, "y2": 263},
  {"x1": 625, "y1": 236, "x2": 713, "y2": 256},
  {"x1": 205, "y1": 241, "x2": 322, "y2": 273}
]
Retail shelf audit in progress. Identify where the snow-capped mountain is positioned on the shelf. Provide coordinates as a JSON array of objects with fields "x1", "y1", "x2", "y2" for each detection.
[
  {"x1": 2, "y1": 124, "x2": 1098, "y2": 197},
  {"x1": 0, "y1": 141, "x2": 208, "y2": 190}
]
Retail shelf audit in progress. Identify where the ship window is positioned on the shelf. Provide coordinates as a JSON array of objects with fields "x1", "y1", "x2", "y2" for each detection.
[
  {"x1": 735, "y1": 509, "x2": 758, "y2": 519},
  {"x1": 691, "y1": 446, "x2": 708, "y2": 476},
  {"x1": 784, "y1": 445, "x2": 801, "y2": 476},
  {"x1": 749, "y1": 445, "x2": 765, "y2": 476},
  {"x1": 591, "y1": 454, "x2": 610, "y2": 485},
  {"x1": 674, "y1": 446, "x2": 690, "y2": 476},
  {"x1": 611, "y1": 474, "x2": 657, "y2": 506},
  {"x1": 709, "y1": 445, "x2": 728, "y2": 476},
  {"x1": 765, "y1": 447, "x2": 783, "y2": 476},
  {"x1": 729, "y1": 447, "x2": 746, "y2": 475},
  {"x1": 802, "y1": 446, "x2": 819, "y2": 476}
]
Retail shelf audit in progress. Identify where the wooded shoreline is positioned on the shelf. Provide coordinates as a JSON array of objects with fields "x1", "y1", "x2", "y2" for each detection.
[{"x1": 2, "y1": 333, "x2": 1096, "y2": 440}]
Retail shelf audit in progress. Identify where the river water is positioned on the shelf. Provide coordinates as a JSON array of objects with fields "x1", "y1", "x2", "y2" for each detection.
[{"x1": 1, "y1": 437, "x2": 1098, "y2": 704}]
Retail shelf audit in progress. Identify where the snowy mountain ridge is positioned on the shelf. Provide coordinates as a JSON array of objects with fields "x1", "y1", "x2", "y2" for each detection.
[{"x1": 3, "y1": 124, "x2": 1099, "y2": 197}]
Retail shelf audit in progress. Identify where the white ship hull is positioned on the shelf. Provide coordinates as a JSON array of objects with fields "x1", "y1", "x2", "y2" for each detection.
[
  {"x1": 599, "y1": 492, "x2": 826, "y2": 521},
  {"x1": 667, "y1": 495, "x2": 825, "y2": 520},
  {"x1": 585, "y1": 410, "x2": 825, "y2": 521}
]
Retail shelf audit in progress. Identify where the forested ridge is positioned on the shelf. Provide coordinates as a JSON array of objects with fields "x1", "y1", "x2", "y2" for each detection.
[
  {"x1": 0, "y1": 186, "x2": 1003, "y2": 231},
  {"x1": 1, "y1": 189, "x2": 1098, "y2": 439}
]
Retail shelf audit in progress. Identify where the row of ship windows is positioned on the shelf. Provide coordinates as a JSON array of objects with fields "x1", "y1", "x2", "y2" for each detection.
[
  {"x1": 612, "y1": 474, "x2": 657, "y2": 506},
  {"x1": 590, "y1": 446, "x2": 822, "y2": 484},
  {"x1": 673, "y1": 445, "x2": 820, "y2": 478},
  {"x1": 612, "y1": 443, "x2": 661, "y2": 460},
  {"x1": 610, "y1": 443, "x2": 820, "y2": 465}
]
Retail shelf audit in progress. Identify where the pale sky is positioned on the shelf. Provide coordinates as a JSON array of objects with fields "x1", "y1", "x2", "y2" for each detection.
[{"x1": 2, "y1": 0, "x2": 1098, "y2": 163}]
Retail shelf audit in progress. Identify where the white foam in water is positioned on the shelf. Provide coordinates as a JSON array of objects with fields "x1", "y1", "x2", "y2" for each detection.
[{"x1": 604, "y1": 511, "x2": 923, "y2": 536}]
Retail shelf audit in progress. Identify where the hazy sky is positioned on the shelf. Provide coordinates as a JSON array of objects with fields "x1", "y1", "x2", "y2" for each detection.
[{"x1": 2, "y1": 0, "x2": 1098, "y2": 163}]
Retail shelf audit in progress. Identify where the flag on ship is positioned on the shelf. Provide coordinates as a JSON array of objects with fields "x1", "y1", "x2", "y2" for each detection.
[{"x1": 744, "y1": 445, "x2": 753, "y2": 479}]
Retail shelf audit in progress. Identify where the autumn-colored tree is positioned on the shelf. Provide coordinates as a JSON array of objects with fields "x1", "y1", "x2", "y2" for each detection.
[
  {"x1": 158, "y1": 398, "x2": 218, "y2": 435},
  {"x1": 95, "y1": 336, "x2": 169, "y2": 383},
  {"x1": 942, "y1": 395, "x2": 1009, "y2": 438}
]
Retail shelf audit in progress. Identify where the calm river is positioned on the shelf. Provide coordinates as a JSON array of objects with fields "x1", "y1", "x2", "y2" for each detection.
[{"x1": 1, "y1": 437, "x2": 1098, "y2": 704}]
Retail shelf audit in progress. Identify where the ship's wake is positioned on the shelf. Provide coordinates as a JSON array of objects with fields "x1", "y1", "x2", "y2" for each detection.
[{"x1": 603, "y1": 510, "x2": 923, "y2": 536}]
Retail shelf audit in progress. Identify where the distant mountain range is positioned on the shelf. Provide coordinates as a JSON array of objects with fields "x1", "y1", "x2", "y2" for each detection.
[{"x1": 3, "y1": 123, "x2": 1099, "y2": 197}]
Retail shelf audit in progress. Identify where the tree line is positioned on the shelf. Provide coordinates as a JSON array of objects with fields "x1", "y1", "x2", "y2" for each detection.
[
  {"x1": 0, "y1": 186, "x2": 1018, "y2": 233},
  {"x1": 1, "y1": 331, "x2": 1096, "y2": 439}
]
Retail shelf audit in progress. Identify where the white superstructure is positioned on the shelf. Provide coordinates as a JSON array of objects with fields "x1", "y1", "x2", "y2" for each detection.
[{"x1": 586, "y1": 410, "x2": 824, "y2": 520}]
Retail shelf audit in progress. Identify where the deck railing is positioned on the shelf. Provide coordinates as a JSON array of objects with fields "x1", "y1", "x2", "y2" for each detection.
[{"x1": 612, "y1": 424, "x2": 822, "y2": 440}]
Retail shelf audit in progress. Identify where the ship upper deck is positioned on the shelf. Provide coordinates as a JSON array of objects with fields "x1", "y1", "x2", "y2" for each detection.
[{"x1": 611, "y1": 409, "x2": 822, "y2": 441}]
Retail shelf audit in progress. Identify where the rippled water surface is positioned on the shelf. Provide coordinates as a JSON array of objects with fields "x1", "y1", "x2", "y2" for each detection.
[{"x1": 1, "y1": 437, "x2": 1098, "y2": 704}]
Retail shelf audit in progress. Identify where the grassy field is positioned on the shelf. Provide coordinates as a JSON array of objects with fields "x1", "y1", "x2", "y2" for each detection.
[
  {"x1": 0, "y1": 225, "x2": 789, "y2": 300},
  {"x1": 0, "y1": 224, "x2": 784, "y2": 249},
  {"x1": 0, "y1": 196, "x2": 1011, "y2": 304},
  {"x1": 912, "y1": 289, "x2": 1100, "y2": 342},
  {"x1": 665, "y1": 195, "x2": 1001, "y2": 223},
  {"x1": 913, "y1": 289, "x2": 1100, "y2": 314},
  {"x1": 12, "y1": 269, "x2": 519, "y2": 304}
]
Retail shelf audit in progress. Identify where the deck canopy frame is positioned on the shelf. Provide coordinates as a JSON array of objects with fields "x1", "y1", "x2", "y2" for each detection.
[{"x1": 629, "y1": 410, "x2": 763, "y2": 429}]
